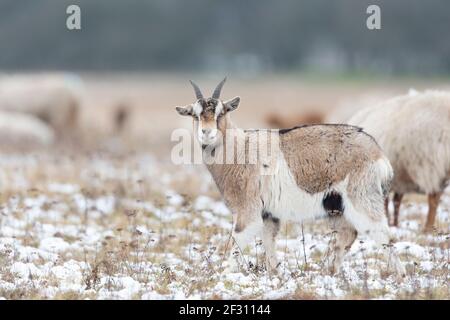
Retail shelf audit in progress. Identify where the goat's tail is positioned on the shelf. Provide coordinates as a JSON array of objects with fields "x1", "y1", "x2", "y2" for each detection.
[
  {"x1": 377, "y1": 156, "x2": 394, "y2": 198},
  {"x1": 347, "y1": 156, "x2": 393, "y2": 221}
]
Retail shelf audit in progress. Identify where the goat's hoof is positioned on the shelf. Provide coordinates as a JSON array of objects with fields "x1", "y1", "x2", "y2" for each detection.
[
  {"x1": 265, "y1": 256, "x2": 280, "y2": 274},
  {"x1": 266, "y1": 262, "x2": 281, "y2": 275}
]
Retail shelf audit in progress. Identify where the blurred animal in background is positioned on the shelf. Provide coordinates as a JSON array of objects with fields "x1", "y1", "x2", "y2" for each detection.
[
  {"x1": 326, "y1": 93, "x2": 390, "y2": 123},
  {"x1": 0, "y1": 73, "x2": 83, "y2": 140},
  {"x1": 113, "y1": 101, "x2": 131, "y2": 134},
  {"x1": 265, "y1": 110, "x2": 324, "y2": 128},
  {"x1": 97, "y1": 100, "x2": 133, "y2": 153},
  {"x1": 0, "y1": 110, "x2": 55, "y2": 147},
  {"x1": 348, "y1": 89, "x2": 450, "y2": 232}
]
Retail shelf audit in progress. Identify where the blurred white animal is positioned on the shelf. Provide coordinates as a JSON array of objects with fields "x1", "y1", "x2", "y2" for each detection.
[
  {"x1": 0, "y1": 73, "x2": 83, "y2": 134},
  {"x1": 326, "y1": 93, "x2": 390, "y2": 123},
  {"x1": 348, "y1": 90, "x2": 450, "y2": 231},
  {"x1": 0, "y1": 110, "x2": 55, "y2": 146}
]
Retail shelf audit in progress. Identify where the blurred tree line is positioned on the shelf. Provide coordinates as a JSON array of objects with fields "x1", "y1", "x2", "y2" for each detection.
[{"x1": 0, "y1": 0, "x2": 449, "y2": 75}]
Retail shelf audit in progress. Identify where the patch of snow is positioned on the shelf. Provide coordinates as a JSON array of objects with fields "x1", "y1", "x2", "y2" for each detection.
[
  {"x1": 47, "y1": 183, "x2": 80, "y2": 194},
  {"x1": 10, "y1": 262, "x2": 43, "y2": 278},
  {"x1": 39, "y1": 237, "x2": 71, "y2": 253}
]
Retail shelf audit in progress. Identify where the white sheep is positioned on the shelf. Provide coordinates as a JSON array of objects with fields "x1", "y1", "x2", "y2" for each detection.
[
  {"x1": 326, "y1": 92, "x2": 391, "y2": 124},
  {"x1": 0, "y1": 110, "x2": 55, "y2": 146},
  {"x1": 348, "y1": 90, "x2": 450, "y2": 231},
  {"x1": 0, "y1": 73, "x2": 83, "y2": 135}
]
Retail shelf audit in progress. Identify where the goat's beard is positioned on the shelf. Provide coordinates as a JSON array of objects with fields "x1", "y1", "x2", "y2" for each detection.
[
  {"x1": 201, "y1": 139, "x2": 226, "y2": 165},
  {"x1": 202, "y1": 141, "x2": 217, "y2": 154}
]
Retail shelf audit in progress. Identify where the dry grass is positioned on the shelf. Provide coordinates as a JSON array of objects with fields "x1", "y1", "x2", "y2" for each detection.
[{"x1": 0, "y1": 149, "x2": 447, "y2": 300}]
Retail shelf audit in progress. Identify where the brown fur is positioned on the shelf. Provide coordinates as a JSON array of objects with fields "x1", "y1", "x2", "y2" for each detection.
[
  {"x1": 204, "y1": 122, "x2": 386, "y2": 226},
  {"x1": 279, "y1": 125, "x2": 383, "y2": 194}
]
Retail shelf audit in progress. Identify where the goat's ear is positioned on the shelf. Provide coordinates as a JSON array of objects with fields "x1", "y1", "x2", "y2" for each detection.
[
  {"x1": 175, "y1": 105, "x2": 193, "y2": 116},
  {"x1": 224, "y1": 96, "x2": 240, "y2": 112}
]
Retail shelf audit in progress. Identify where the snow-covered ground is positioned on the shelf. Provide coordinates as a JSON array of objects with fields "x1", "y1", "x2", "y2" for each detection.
[{"x1": 0, "y1": 152, "x2": 448, "y2": 299}]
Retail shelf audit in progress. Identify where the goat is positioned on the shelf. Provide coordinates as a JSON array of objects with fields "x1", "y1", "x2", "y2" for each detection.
[
  {"x1": 348, "y1": 90, "x2": 450, "y2": 232},
  {"x1": 175, "y1": 79, "x2": 405, "y2": 276}
]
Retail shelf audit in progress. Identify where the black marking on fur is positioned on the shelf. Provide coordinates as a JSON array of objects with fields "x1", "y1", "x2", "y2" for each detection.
[
  {"x1": 278, "y1": 123, "x2": 380, "y2": 147},
  {"x1": 279, "y1": 123, "x2": 363, "y2": 134},
  {"x1": 262, "y1": 210, "x2": 280, "y2": 224},
  {"x1": 278, "y1": 124, "x2": 308, "y2": 134},
  {"x1": 323, "y1": 191, "x2": 344, "y2": 217},
  {"x1": 278, "y1": 123, "x2": 378, "y2": 145}
]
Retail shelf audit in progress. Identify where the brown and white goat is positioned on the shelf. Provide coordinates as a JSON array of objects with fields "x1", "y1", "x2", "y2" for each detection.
[{"x1": 176, "y1": 79, "x2": 405, "y2": 275}]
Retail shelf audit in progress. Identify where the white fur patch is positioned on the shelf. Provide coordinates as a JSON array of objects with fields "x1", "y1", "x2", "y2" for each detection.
[
  {"x1": 197, "y1": 122, "x2": 203, "y2": 142},
  {"x1": 261, "y1": 153, "x2": 349, "y2": 222},
  {"x1": 374, "y1": 156, "x2": 394, "y2": 193},
  {"x1": 215, "y1": 101, "x2": 223, "y2": 119},
  {"x1": 193, "y1": 101, "x2": 202, "y2": 117}
]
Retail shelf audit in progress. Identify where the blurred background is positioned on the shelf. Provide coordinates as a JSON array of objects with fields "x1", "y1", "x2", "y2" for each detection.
[{"x1": 0, "y1": 0, "x2": 449, "y2": 156}]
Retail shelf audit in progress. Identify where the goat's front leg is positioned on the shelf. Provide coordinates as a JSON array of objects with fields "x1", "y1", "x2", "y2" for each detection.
[
  {"x1": 225, "y1": 211, "x2": 263, "y2": 273},
  {"x1": 262, "y1": 211, "x2": 280, "y2": 272}
]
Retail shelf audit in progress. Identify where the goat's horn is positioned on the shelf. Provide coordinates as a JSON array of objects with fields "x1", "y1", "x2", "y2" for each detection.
[
  {"x1": 189, "y1": 80, "x2": 203, "y2": 100},
  {"x1": 212, "y1": 77, "x2": 227, "y2": 99}
]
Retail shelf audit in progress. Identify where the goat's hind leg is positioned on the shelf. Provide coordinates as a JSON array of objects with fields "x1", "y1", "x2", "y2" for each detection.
[
  {"x1": 327, "y1": 216, "x2": 357, "y2": 274},
  {"x1": 345, "y1": 206, "x2": 406, "y2": 277}
]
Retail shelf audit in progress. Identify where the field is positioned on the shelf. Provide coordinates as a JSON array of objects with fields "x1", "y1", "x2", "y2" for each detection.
[{"x1": 0, "y1": 74, "x2": 449, "y2": 299}]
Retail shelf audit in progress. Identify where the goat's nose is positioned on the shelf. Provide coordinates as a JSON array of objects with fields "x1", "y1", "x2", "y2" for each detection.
[{"x1": 202, "y1": 129, "x2": 211, "y2": 134}]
